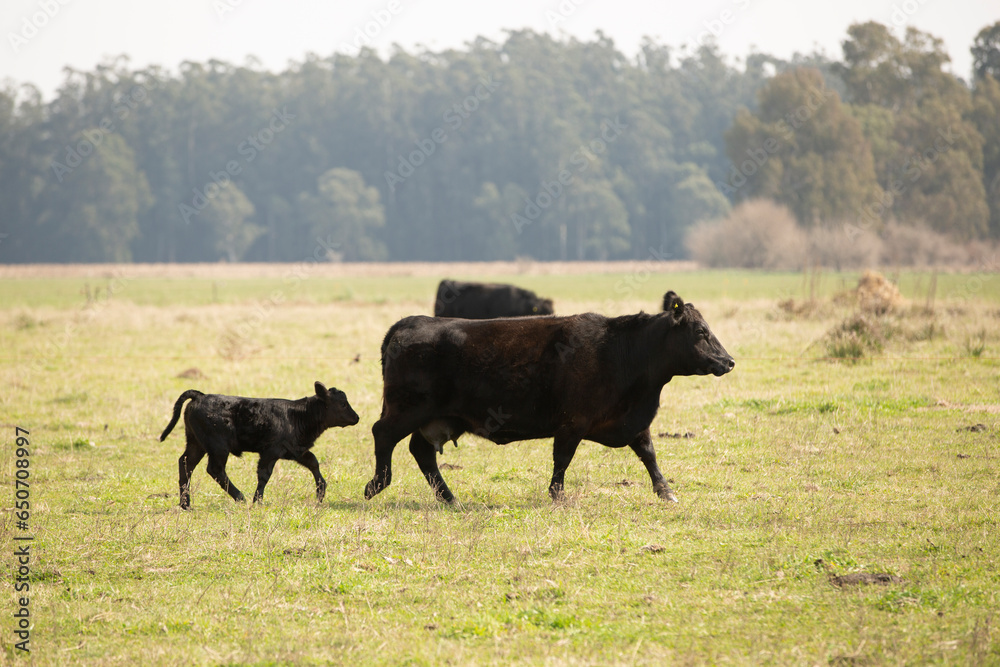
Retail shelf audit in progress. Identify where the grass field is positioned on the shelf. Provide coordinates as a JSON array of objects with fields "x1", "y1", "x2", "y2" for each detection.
[{"x1": 2, "y1": 264, "x2": 999, "y2": 665}]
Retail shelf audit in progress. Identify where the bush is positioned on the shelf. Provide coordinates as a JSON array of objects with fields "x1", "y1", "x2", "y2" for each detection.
[
  {"x1": 807, "y1": 225, "x2": 881, "y2": 270},
  {"x1": 825, "y1": 313, "x2": 891, "y2": 360},
  {"x1": 686, "y1": 199, "x2": 807, "y2": 269},
  {"x1": 879, "y1": 221, "x2": 969, "y2": 267}
]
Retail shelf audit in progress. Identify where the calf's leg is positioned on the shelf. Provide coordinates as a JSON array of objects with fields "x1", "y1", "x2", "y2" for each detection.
[
  {"x1": 628, "y1": 429, "x2": 676, "y2": 502},
  {"x1": 252, "y1": 457, "x2": 277, "y2": 503},
  {"x1": 205, "y1": 451, "x2": 246, "y2": 503},
  {"x1": 178, "y1": 434, "x2": 206, "y2": 510},
  {"x1": 293, "y1": 450, "x2": 327, "y2": 502},
  {"x1": 408, "y1": 431, "x2": 455, "y2": 504},
  {"x1": 549, "y1": 432, "x2": 582, "y2": 500}
]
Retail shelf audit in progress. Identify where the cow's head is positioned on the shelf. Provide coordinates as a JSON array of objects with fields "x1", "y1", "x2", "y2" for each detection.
[
  {"x1": 663, "y1": 291, "x2": 734, "y2": 377},
  {"x1": 532, "y1": 298, "x2": 555, "y2": 315},
  {"x1": 314, "y1": 381, "x2": 360, "y2": 427}
]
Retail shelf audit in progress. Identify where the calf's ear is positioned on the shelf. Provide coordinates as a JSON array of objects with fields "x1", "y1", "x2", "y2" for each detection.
[
  {"x1": 314, "y1": 381, "x2": 328, "y2": 396},
  {"x1": 663, "y1": 291, "x2": 685, "y2": 316}
]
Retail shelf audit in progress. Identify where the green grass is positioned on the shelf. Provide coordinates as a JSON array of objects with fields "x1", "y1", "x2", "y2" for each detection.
[{"x1": 1, "y1": 267, "x2": 999, "y2": 665}]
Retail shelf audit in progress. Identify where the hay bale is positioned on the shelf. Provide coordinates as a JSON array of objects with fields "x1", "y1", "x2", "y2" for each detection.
[{"x1": 856, "y1": 270, "x2": 904, "y2": 315}]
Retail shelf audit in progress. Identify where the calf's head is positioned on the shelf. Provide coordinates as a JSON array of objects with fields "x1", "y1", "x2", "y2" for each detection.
[
  {"x1": 314, "y1": 381, "x2": 360, "y2": 427},
  {"x1": 662, "y1": 291, "x2": 734, "y2": 377}
]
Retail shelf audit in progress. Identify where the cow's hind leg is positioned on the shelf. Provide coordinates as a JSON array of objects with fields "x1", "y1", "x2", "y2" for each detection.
[
  {"x1": 178, "y1": 433, "x2": 206, "y2": 510},
  {"x1": 205, "y1": 450, "x2": 246, "y2": 504},
  {"x1": 408, "y1": 431, "x2": 455, "y2": 504},
  {"x1": 293, "y1": 450, "x2": 327, "y2": 503},
  {"x1": 628, "y1": 429, "x2": 676, "y2": 502},
  {"x1": 549, "y1": 432, "x2": 582, "y2": 500}
]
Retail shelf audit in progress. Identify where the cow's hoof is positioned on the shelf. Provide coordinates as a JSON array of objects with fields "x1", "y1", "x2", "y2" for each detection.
[
  {"x1": 436, "y1": 493, "x2": 455, "y2": 505},
  {"x1": 660, "y1": 491, "x2": 678, "y2": 503},
  {"x1": 364, "y1": 481, "x2": 380, "y2": 499}
]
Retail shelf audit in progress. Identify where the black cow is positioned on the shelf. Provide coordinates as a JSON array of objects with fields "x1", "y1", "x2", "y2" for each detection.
[
  {"x1": 160, "y1": 381, "x2": 359, "y2": 509},
  {"x1": 365, "y1": 291, "x2": 733, "y2": 503},
  {"x1": 434, "y1": 279, "x2": 554, "y2": 318}
]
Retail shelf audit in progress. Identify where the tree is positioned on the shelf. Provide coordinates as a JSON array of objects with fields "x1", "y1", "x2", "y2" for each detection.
[
  {"x1": 37, "y1": 133, "x2": 151, "y2": 262},
  {"x1": 970, "y1": 73, "x2": 1000, "y2": 236},
  {"x1": 725, "y1": 67, "x2": 882, "y2": 225},
  {"x1": 836, "y1": 22, "x2": 988, "y2": 238},
  {"x1": 562, "y1": 179, "x2": 631, "y2": 260},
  {"x1": 971, "y1": 22, "x2": 1000, "y2": 81},
  {"x1": 200, "y1": 185, "x2": 260, "y2": 262},
  {"x1": 300, "y1": 168, "x2": 386, "y2": 261}
]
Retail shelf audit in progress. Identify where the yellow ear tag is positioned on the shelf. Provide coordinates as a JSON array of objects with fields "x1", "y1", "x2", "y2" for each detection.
[{"x1": 673, "y1": 302, "x2": 679, "y2": 310}]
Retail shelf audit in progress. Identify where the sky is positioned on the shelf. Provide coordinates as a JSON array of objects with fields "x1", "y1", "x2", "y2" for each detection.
[{"x1": 1, "y1": 0, "x2": 996, "y2": 99}]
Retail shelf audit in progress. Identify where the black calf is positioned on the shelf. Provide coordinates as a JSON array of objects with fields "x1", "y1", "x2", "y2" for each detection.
[{"x1": 159, "y1": 381, "x2": 359, "y2": 509}]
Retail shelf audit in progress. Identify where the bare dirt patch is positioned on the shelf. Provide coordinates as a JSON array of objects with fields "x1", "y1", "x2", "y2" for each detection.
[{"x1": 829, "y1": 573, "x2": 904, "y2": 587}]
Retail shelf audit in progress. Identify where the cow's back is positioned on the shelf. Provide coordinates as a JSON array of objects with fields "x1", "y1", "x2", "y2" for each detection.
[
  {"x1": 434, "y1": 280, "x2": 544, "y2": 318},
  {"x1": 381, "y1": 314, "x2": 608, "y2": 439}
]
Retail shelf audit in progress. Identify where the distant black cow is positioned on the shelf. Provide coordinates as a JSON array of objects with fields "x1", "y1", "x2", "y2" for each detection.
[
  {"x1": 160, "y1": 382, "x2": 359, "y2": 509},
  {"x1": 434, "y1": 279, "x2": 554, "y2": 318},
  {"x1": 365, "y1": 291, "x2": 734, "y2": 503}
]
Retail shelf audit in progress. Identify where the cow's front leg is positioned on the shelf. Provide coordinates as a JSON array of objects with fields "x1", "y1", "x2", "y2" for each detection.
[
  {"x1": 294, "y1": 450, "x2": 327, "y2": 502},
  {"x1": 408, "y1": 431, "x2": 455, "y2": 504},
  {"x1": 549, "y1": 432, "x2": 582, "y2": 500},
  {"x1": 628, "y1": 429, "x2": 676, "y2": 502},
  {"x1": 365, "y1": 417, "x2": 405, "y2": 499}
]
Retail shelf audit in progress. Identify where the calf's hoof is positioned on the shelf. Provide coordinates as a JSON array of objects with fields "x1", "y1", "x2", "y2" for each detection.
[{"x1": 364, "y1": 480, "x2": 382, "y2": 499}]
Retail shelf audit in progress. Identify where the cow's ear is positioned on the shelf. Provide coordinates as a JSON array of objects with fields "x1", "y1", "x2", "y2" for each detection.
[
  {"x1": 663, "y1": 291, "x2": 684, "y2": 317},
  {"x1": 315, "y1": 381, "x2": 328, "y2": 396}
]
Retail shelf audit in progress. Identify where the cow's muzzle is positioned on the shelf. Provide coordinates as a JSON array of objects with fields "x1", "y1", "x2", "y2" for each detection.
[{"x1": 713, "y1": 356, "x2": 735, "y2": 376}]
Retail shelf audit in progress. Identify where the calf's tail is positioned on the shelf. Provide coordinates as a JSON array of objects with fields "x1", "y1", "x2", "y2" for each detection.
[{"x1": 159, "y1": 390, "x2": 204, "y2": 441}]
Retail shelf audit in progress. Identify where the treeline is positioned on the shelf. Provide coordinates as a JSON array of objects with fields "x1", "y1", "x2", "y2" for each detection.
[{"x1": 1, "y1": 22, "x2": 998, "y2": 264}]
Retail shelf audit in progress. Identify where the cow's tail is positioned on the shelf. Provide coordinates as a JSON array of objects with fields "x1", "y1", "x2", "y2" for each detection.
[{"x1": 159, "y1": 390, "x2": 204, "y2": 441}]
